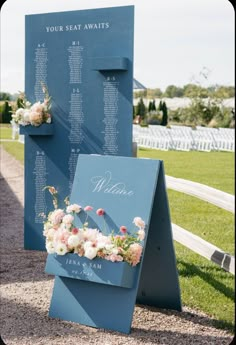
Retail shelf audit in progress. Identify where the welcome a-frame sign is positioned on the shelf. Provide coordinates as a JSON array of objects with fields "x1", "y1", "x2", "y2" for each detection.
[{"x1": 45, "y1": 154, "x2": 181, "y2": 333}]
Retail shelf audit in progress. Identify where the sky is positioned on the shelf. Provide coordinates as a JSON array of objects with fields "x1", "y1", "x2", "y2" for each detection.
[{"x1": 0, "y1": 0, "x2": 234, "y2": 93}]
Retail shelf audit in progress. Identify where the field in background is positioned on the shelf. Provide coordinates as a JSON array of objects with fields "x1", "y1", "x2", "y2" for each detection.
[{"x1": 0, "y1": 129, "x2": 235, "y2": 333}]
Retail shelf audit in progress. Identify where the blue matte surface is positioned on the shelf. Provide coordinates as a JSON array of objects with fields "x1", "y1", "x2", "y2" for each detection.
[
  {"x1": 45, "y1": 253, "x2": 138, "y2": 288},
  {"x1": 24, "y1": 6, "x2": 134, "y2": 250},
  {"x1": 20, "y1": 123, "x2": 54, "y2": 135},
  {"x1": 47, "y1": 154, "x2": 181, "y2": 333},
  {"x1": 89, "y1": 57, "x2": 129, "y2": 70}
]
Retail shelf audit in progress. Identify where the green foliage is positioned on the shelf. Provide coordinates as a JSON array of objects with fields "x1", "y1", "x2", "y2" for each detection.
[
  {"x1": 136, "y1": 98, "x2": 146, "y2": 119},
  {"x1": 1, "y1": 101, "x2": 12, "y2": 124},
  {"x1": 160, "y1": 101, "x2": 168, "y2": 126},
  {"x1": 148, "y1": 100, "x2": 153, "y2": 112},
  {"x1": 164, "y1": 85, "x2": 184, "y2": 98},
  {"x1": 147, "y1": 99, "x2": 157, "y2": 113},
  {"x1": 0, "y1": 92, "x2": 11, "y2": 101},
  {"x1": 147, "y1": 115, "x2": 161, "y2": 125},
  {"x1": 134, "y1": 84, "x2": 234, "y2": 99}
]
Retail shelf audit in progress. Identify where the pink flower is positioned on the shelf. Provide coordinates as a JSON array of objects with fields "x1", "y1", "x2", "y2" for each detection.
[
  {"x1": 66, "y1": 204, "x2": 82, "y2": 213},
  {"x1": 72, "y1": 228, "x2": 79, "y2": 235},
  {"x1": 120, "y1": 226, "x2": 127, "y2": 234},
  {"x1": 96, "y1": 208, "x2": 105, "y2": 216},
  {"x1": 84, "y1": 205, "x2": 93, "y2": 212},
  {"x1": 133, "y1": 217, "x2": 145, "y2": 229},
  {"x1": 105, "y1": 254, "x2": 123, "y2": 262},
  {"x1": 62, "y1": 214, "x2": 74, "y2": 224},
  {"x1": 29, "y1": 111, "x2": 43, "y2": 125},
  {"x1": 49, "y1": 209, "x2": 65, "y2": 225},
  {"x1": 128, "y1": 243, "x2": 143, "y2": 266},
  {"x1": 31, "y1": 101, "x2": 44, "y2": 113}
]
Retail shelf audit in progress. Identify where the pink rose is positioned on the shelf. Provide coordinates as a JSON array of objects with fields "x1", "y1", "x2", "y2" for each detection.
[
  {"x1": 84, "y1": 205, "x2": 93, "y2": 212},
  {"x1": 62, "y1": 214, "x2": 74, "y2": 224},
  {"x1": 120, "y1": 226, "x2": 127, "y2": 234},
  {"x1": 29, "y1": 111, "x2": 43, "y2": 125},
  {"x1": 31, "y1": 101, "x2": 44, "y2": 113},
  {"x1": 49, "y1": 209, "x2": 65, "y2": 225},
  {"x1": 72, "y1": 228, "x2": 79, "y2": 235},
  {"x1": 96, "y1": 208, "x2": 105, "y2": 216}
]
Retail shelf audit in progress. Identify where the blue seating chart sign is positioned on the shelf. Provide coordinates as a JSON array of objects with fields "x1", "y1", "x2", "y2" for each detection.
[
  {"x1": 22, "y1": 6, "x2": 134, "y2": 250},
  {"x1": 45, "y1": 154, "x2": 182, "y2": 334}
]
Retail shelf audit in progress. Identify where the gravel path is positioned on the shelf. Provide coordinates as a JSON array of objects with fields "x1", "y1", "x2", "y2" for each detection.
[{"x1": 0, "y1": 146, "x2": 234, "y2": 345}]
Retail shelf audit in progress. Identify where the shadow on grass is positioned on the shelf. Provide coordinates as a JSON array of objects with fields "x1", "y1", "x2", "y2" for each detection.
[{"x1": 177, "y1": 259, "x2": 235, "y2": 301}]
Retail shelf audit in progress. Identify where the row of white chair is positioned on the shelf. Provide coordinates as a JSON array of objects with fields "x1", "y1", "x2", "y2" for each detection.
[{"x1": 133, "y1": 125, "x2": 235, "y2": 152}]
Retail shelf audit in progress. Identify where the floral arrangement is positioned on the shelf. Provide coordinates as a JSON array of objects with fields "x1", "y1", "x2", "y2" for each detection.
[
  {"x1": 11, "y1": 85, "x2": 52, "y2": 127},
  {"x1": 42, "y1": 186, "x2": 146, "y2": 267}
]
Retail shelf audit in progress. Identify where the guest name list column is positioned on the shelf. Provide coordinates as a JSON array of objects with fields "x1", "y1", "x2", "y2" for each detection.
[
  {"x1": 33, "y1": 151, "x2": 47, "y2": 223},
  {"x1": 33, "y1": 43, "x2": 48, "y2": 223},
  {"x1": 34, "y1": 43, "x2": 48, "y2": 100},
  {"x1": 102, "y1": 76, "x2": 119, "y2": 155},
  {"x1": 67, "y1": 41, "x2": 84, "y2": 192}
]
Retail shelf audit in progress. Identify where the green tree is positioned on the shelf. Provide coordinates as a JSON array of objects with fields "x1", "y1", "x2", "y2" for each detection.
[
  {"x1": 1, "y1": 101, "x2": 12, "y2": 123},
  {"x1": 148, "y1": 100, "x2": 153, "y2": 113},
  {"x1": 183, "y1": 84, "x2": 208, "y2": 98},
  {"x1": 0, "y1": 92, "x2": 11, "y2": 101},
  {"x1": 160, "y1": 101, "x2": 168, "y2": 126},
  {"x1": 152, "y1": 99, "x2": 156, "y2": 111},
  {"x1": 164, "y1": 85, "x2": 184, "y2": 98},
  {"x1": 158, "y1": 100, "x2": 163, "y2": 111},
  {"x1": 136, "y1": 98, "x2": 146, "y2": 119}
]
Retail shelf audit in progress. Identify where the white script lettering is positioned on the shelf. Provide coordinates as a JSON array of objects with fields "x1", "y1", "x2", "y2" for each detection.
[{"x1": 91, "y1": 171, "x2": 134, "y2": 196}]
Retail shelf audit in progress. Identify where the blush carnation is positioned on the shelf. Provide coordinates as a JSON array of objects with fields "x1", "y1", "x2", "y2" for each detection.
[
  {"x1": 84, "y1": 205, "x2": 93, "y2": 211},
  {"x1": 96, "y1": 208, "x2": 105, "y2": 216},
  {"x1": 133, "y1": 217, "x2": 145, "y2": 229},
  {"x1": 62, "y1": 214, "x2": 74, "y2": 224},
  {"x1": 49, "y1": 209, "x2": 65, "y2": 225}
]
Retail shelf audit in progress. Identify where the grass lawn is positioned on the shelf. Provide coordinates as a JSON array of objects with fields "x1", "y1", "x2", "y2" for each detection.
[
  {"x1": 138, "y1": 147, "x2": 235, "y2": 332},
  {"x1": 0, "y1": 136, "x2": 235, "y2": 332},
  {"x1": 0, "y1": 124, "x2": 14, "y2": 140},
  {"x1": 138, "y1": 147, "x2": 235, "y2": 194},
  {"x1": 0, "y1": 141, "x2": 24, "y2": 164}
]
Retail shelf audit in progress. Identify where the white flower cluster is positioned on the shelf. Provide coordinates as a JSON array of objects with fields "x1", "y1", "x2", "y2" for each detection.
[{"x1": 11, "y1": 87, "x2": 52, "y2": 127}]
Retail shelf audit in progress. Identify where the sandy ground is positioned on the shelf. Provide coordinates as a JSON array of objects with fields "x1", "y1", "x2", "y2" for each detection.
[{"x1": 0, "y1": 146, "x2": 234, "y2": 345}]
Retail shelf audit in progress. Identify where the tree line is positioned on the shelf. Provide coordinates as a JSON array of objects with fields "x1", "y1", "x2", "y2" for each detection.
[{"x1": 134, "y1": 84, "x2": 235, "y2": 99}]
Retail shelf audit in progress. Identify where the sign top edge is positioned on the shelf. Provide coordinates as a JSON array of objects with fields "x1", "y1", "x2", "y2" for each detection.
[{"x1": 25, "y1": 5, "x2": 134, "y2": 18}]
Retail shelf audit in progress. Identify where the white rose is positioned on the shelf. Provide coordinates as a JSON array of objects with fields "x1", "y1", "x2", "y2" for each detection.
[
  {"x1": 55, "y1": 243, "x2": 68, "y2": 255},
  {"x1": 84, "y1": 246, "x2": 97, "y2": 260},
  {"x1": 23, "y1": 110, "x2": 30, "y2": 123},
  {"x1": 83, "y1": 241, "x2": 93, "y2": 251},
  {"x1": 111, "y1": 248, "x2": 119, "y2": 255},
  {"x1": 66, "y1": 204, "x2": 82, "y2": 214},
  {"x1": 47, "y1": 228, "x2": 56, "y2": 240},
  {"x1": 16, "y1": 108, "x2": 25, "y2": 117},
  {"x1": 46, "y1": 241, "x2": 55, "y2": 254},
  {"x1": 68, "y1": 235, "x2": 80, "y2": 247}
]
